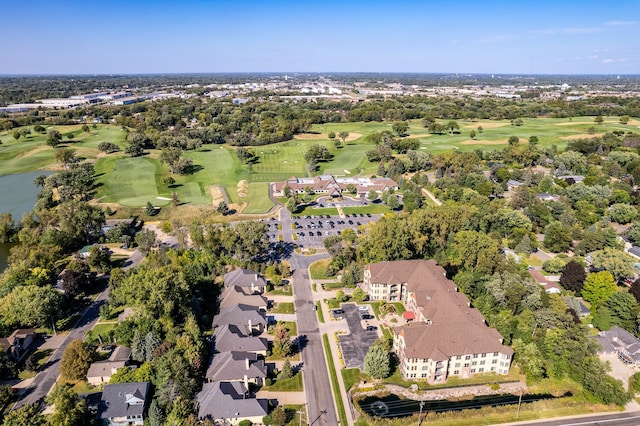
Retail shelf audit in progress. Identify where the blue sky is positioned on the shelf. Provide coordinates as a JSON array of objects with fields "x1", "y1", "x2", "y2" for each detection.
[{"x1": 3, "y1": 0, "x2": 639, "y2": 75}]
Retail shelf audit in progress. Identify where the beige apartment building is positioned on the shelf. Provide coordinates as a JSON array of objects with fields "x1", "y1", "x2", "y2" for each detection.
[{"x1": 364, "y1": 259, "x2": 513, "y2": 383}]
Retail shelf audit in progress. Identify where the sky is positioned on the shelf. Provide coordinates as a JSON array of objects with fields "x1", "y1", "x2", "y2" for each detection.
[{"x1": 2, "y1": 0, "x2": 640, "y2": 75}]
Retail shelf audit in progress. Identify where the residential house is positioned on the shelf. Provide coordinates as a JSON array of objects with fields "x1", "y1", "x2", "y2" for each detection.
[
  {"x1": 364, "y1": 260, "x2": 513, "y2": 383},
  {"x1": 527, "y1": 270, "x2": 562, "y2": 294},
  {"x1": 98, "y1": 382, "x2": 150, "y2": 426},
  {"x1": 220, "y1": 286, "x2": 268, "y2": 311},
  {"x1": 87, "y1": 346, "x2": 131, "y2": 386},
  {"x1": 212, "y1": 304, "x2": 267, "y2": 335},
  {"x1": 214, "y1": 324, "x2": 268, "y2": 356},
  {"x1": 536, "y1": 193, "x2": 560, "y2": 202},
  {"x1": 196, "y1": 381, "x2": 268, "y2": 425},
  {"x1": 205, "y1": 351, "x2": 267, "y2": 386},
  {"x1": 0, "y1": 329, "x2": 36, "y2": 361},
  {"x1": 595, "y1": 326, "x2": 640, "y2": 365},
  {"x1": 224, "y1": 269, "x2": 267, "y2": 294}
]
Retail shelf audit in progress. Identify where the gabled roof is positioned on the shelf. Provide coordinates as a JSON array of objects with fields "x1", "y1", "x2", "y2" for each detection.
[
  {"x1": 87, "y1": 360, "x2": 127, "y2": 379},
  {"x1": 108, "y1": 346, "x2": 132, "y2": 362},
  {"x1": 224, "y1": 269, "x2": 267, "y2": 290},
  {"x1": 196, "y1": 382, "x2": 268, "y2": 420},
  {"x1": 99, "y1": 382, "x2": 150, "y2": 420},
  {"x1": 214, "y1": 325, "x2": 268, "y2": 354},
  {"x1": 212, "y1": 304, "x2": 267, "y2": 329},
  {"x1": 205, "y1": 351, "x2": 267, "y2": 381},
  {"x1": 220, "y1": 286, "x2": 268, "y2": 311}
]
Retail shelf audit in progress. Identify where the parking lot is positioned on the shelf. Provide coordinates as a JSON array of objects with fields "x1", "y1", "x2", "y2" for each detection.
[
  {"x1": 285, "y1": 213, "x2": 381, "y2": 248},
  {"x1": 336, "y1": 303, "x2": 380, "y2": 369}
]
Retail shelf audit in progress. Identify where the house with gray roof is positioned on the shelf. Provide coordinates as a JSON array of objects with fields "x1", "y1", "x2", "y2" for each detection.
[
  {"x1": 87, "y1": 346, "x2": 132, "y2": 386},
  {"x1": 595, "y1": 326, "x2": 640, "y2": 365},
  {"x1": 196, "y1": 381, "x2": 268, "y2": 424},
  {"x1": 213, "y1": 304, "x2": 267, "y2": 335},
  {"x1": 98, "y1": 382, "x2": 150, "y2": 426},
  {"x1": 214, "y1": 324, "x2": 268, "y2": 355},
  {"x1": 205, "y1": 351, "x2": 267, "y2": 386},
  {"x1": 224, "y1": 269, "x2": 267, "y2": 294},
  {"x1": 220, "y1": 286, "x2": 268, "y2": 311}
]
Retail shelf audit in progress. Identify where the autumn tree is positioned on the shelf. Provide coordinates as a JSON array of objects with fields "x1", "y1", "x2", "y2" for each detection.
[
  {"x1": 60, "y1": 339, "x2": 94, "y2": 380},
  {"x1": 272, "y1": 322, "x2": 292, "y2": 357}
]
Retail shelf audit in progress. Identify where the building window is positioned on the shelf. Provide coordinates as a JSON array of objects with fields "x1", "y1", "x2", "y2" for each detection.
[
  {"x1": 480, "y1": 360, "x2": 485, "y2": 365},
  {"x1": 481, "y1": 353, "x2": 486, "y2": 358},
  {"x1": 479, "y1": 368, "x2": 484, "y2": 372},
  {"x1": 421, "y1": 373, "x2": 427, "y2": 378},
  {"x1": 491, "y1": 367, "x2": 496, "y2": 372},
  {"x1": 422, "y1": 365, "x2": 428, "y2": 370},
  {"x1": 453, "y1": 370, "x2": 459, "y2": 375},
  {"x1": 473, "y1": 354, "x2": 478, "y2": 358},
  {"x1": 464, "y1": 363, "x2": 469, "y2": 367},
  {"x1": 472, "y1": 361, "x2": 477, "y2": 366},
  {"x1": 465, "y1": 355, "x2": 471, "y2": 360},
  {"x1": 455, "y1": 363, "x2": 460, "y2": 368},
  {"x1": 471, "y1": 369, "x2": 476, "y2": 373},
  {"x1": 492, "y1": 359, "x2": 497, "y2": 364},
  {"x1": 494, "y1": 352, "x2": 499, "y2": 356}
]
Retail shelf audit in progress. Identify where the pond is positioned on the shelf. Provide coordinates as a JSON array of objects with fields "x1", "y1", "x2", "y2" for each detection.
[
  {"x1": 0, "y1": 170, "x2": 53, "y2": 272},
  {"x1": 356, "y1": 392, "x2": 566, "y2": 419}
]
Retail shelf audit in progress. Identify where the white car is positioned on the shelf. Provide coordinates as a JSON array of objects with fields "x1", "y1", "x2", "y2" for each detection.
[{"x1": 358, "y1": 305, "x2": 369, "y2": 312}]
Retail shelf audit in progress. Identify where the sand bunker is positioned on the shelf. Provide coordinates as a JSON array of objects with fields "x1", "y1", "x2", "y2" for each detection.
[
  {"x1": 560, "y1": 133, "x2": 604, "y2": 140},
  {"x1": 463, "y1": 122, "x2": 508, "y2": 129},
  {"x1": 210, "y1": 186, "x2": 225, "y2": 206},
  {"x1": 237, "y1": 180, "x2": 248, "y2": 198}
]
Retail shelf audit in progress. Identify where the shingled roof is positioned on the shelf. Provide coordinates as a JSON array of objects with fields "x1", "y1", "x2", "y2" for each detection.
[
  {"x1": 205, "y1": 351, "x2": 267, "y2": 382},
  {"x1": 196, "y1": 382, "x2": 268, "y2": 420}
]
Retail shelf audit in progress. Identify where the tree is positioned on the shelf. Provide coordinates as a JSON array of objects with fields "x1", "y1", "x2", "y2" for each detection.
[
  {"x1": 445, "y1": 120, "x2": 459, "y2": 134},
  {"x1": 335, "y1": 290, "x2": 348, "y2": 303},
  {"x1": 604, "y1": 291, "x2": 638, "y2": 331},
  {"x1": 595, "y1": 115, "x2": 604, "y2": 125},
  {"x1": 145, "y1": 201, "x2": 156, "y2": 216},
  {"x1": 631, "y1": 277, "x2": 640, "y2": 303},
  {"x1": 217, "y1": 201, "x2": 229, "y2": 215},
  {"x1": 607, "y1": 203, "x2": 638, "y2": 224},
  {"x1": 0, "y1": 213, "x2": 16, "y2": 244},
  {"x1": 60, "y1": 268, "x2": 89, "y2": 298},
  {"x1": 0, "y1": 285, "x2": 64, "y2": 328},
  {"x1": 304, "y1": 144, "x2": 331, "y2": 163},
  {"x1": 2, "y1": 403, "x2": 47, "y2": 426},
  {"x1": 338, "y1": 131, "x2": 349, "y2": 144},
  {"x1": 529, "y1": 136, "x2": 539, "y2": 145},
  {"x1": 162, "y1": 176, "x2": 175, "y2": 187},
  {"x1": 270, "y1": 406, "x2": 287, "y2": 426},
  {"x1": 60, "y1": 339, "x2": 94, "y2": 380},
  {"x1": 508, "y1": 136, "x2": 520, "y2": 145},
  {"x1": 12, "y1": 130, "x2": 20, "y2": 140},
  {"x1": 366, "y1": 189, "x2": 378, "y2": 202},
  {"x1": 543, "y1": 222, "x2": 572, "y2": 253},
  {"x1": 560, "y1": 260, "x2": 587, "y2": 293},
  {"x1": 135, "y1": 229, "x2": 157, "y2": 255},
  {"x1": 328, "y1": 131, "x2": 336, "y2": 139},
  {"x1": 82, "y1": 124, "x2": 90, "y2": 133},
  {"x1": 512, "y1": 338, "x2": 544, "y2": 383},
  {"x1": 352, "y1": 287, "x2": 367, "y2": 302},
  {"x1": 279, "y1": 359, "x2": 293, "y2": 380},
  {"x1": 125, "y1": 144, "x2": 144, "y2": 157},
  {"x1": 363, "y1": 343, "x2": 390, "y2": 379},
  {"x1": 46, "y1": 384, "x2": 92, "y2": 426},
  {"x1": 620, "y1": 115, "x2": 630, "y2": 125},
  {"x1": 88, "y1": 245, "x2": 112, "y2": 273},
  {"x1": 582, "y1": 271, "x2": 617, "y2": 308},
  {"x1": 450, "y1": 230, "x2": 501, "y2": 275},
  {"x1": 46, "y1": 129, "x2": 62, "y2": 147},
  {"x1": 469, "y1": 129, "x2": 476, "y2": 139},
  {"x1": 147, "y1": 399, "x2": 166, "y2": 426},
  {"x1": 392, "y1": 122, "x2": 409, "y2": 137},
  {"x1": 591, "y1": 248, "x2": 636, "y2": 281},
  {"x1": 97, "y1": 141, "x2": 119, "y2": 153},
  {"x1": 272, "y1": 322, "x2": 292, "y2": 357},
  {"x1": 286, "y1": 197, "x2": 298, "y2": 213}
]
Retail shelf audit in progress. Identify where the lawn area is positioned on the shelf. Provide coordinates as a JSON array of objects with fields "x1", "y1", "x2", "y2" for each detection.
[
  {"x1": 322, "y1": 282, "x2": 344, "y2": 290},
  {"x1": 293, "y1": 206, "x2": 340, "y2": 217},
  {"x1": 283, "y1": 404, "x2": 306, "y2": 426},
  {"x1": 327, "y1": 298, "x2": 341, "y2": 309},
  {"x1": 272, "y1": 302, "x2": 295, "y2": 314},
  {"x1": 85, "y1": 322, "x2": 117, "y2": 345},
  {"x1": 342, "y1": 204, "x2": 392, "y2": 215},
  {"x1": 268, "y1": 285, "x2": 292, "y2": 296},
  {"x1": 265, "y1": 373, "x2": 303, "y2": 392},
  {"x1": 342, "y1": 368, "x2": 365, "y2": 391},
  {"x1": 242, "y1": 181, "x2": 275, "y2": 213},
  {"x1": 322, "y1": 333, "x2": 348, "y2": 426},
  {"x1": 310, "y1": 259, "x2": 332, "y2": 280},
  {"x1": 281, "y1": 321, "x2": 298, "y2": 336},
  {"x1": 95, "y1": 156, "x2": 168, "y2": 207}
]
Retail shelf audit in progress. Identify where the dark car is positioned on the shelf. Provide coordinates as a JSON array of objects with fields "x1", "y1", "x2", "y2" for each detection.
[
  {"x1": 366, "y1": 326, "x2": 378, "y2": 331},
  {"x1": 333, "y1": 309, "x2": 345, "y2": 315},
  {"x1": 361, "y1": 314, "x2": 374, "y2": 320}
]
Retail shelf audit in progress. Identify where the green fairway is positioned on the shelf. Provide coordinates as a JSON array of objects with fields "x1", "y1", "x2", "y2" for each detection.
[
  {"x1": 3, "y1": 117, "x2": 639, "y2": 211},
  {"x1": 97, "y1": 157, "x2": 168, "y2": 207}
]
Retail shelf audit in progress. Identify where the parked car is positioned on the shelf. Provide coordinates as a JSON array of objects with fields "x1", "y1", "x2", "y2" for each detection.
[
  {"x1": 366, "y1": 326, "x2": 378, "y2": 331},
  {"x1": 333, "y1": 309, "x2": 345, "y2": 315},
  {"x1": 358, "y1": 305, "x2": 369, "y2": 311}
]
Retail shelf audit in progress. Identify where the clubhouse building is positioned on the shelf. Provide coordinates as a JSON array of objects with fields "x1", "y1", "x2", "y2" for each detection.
[
  {"x1": 363, "y1": 260, "x2": 513, "y2": 383},
  {"x1": 272, "y1": 175, "x2": 397, "y2": 198}
]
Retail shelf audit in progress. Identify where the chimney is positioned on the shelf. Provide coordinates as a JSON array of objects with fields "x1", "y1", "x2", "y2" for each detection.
[
  {"x1": 244, "y1": 374, "x2": 249, "y2": 389},
  {"x1": 246, "y1": 358, "x2": 250, "y2": 370},
  {"x1": 248, "y1": 319, "x2": 252, "y2": 332}
]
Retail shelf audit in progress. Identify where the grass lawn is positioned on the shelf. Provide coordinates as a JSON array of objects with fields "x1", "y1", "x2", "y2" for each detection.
[
  {"x1": 268, "y1": 285, "x2": 292, "y2": 296},
  {"x1": 327, "y1": 298, "x2": 341, "y2": 309},
  {"x1": 272, "y1": 302, "x2": 295, "y2": 314},
  {"x1": 342, "y1": 368, "x2": 365, "y2": 391},
  {"x1": 293, "y1": 206, "x2": 340, "y2": 217},
  {"x1": 265, "y1": 373, "x2": 303, "y2": 392},
  {"x1": 283, "y1": 404, "x2": 306, "y2": 426},
  {"x1": 367, "y1": 301, "x2": 382, "y2": 319},
  {"x1": 280, "y1": 321, "x2": 298, "y2": 336},
  {"x1": 242, "y1": 181, "x2": 275, "y2": 213},
  {"x1": 322, "y1": 282, "x2": 344, "y2": 290},
  {"x1": 342, "y1": 204, "x2": 392, "y2": 215},
  {"x1": 309, "y1": 259, "x2": 332, "y2": 280},
  {"x1": 322, "y1": 333, "x2": 348, "y2": 426},
  {"x1": 316, "y1": 301, "x2": 325, "y2": 323}
]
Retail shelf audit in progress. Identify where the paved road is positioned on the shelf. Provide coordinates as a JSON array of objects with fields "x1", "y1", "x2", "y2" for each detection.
[
  {"x1": 13, "y1": 288, "x2": 109, "y2": 409},
  {"x1": 502, "y1": 411, "x2": 640, "y2": 426},
  {"x1": 289, "y1": 251, "x2": 338, "y2": 426}
]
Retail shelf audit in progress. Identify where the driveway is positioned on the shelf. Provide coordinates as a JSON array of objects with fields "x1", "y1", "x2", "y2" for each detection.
[
  {"x1": 337, "y1": 303, "x2": 379, "y2": 369},
  {"x1": 600, "y1": 354, "x2": 636, "y2": 390}
]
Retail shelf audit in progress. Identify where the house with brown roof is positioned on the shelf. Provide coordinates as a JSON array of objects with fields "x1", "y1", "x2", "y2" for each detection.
[
  {"x1": 272, "y1": 175, "x2": 397, "y2": 198},
  {"x1": 364, "y1": 260, "x2": 513, "y2": 383},
  {"x1": 0, "y1": 329, "x2": 36, "y2": 361}
]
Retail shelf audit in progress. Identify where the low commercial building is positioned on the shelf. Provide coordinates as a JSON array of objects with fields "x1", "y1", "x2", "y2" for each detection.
[
  {"x1": 364, "y1": 260, "x2": 513, "y2": 383},
  {"x1": 273, "y1": 175, "x2": 398, "y2": 198}
]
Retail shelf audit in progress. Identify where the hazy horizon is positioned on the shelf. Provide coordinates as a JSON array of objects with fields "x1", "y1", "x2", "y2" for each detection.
[{"x1": 3, "y1": 0, "x2": 639, "y2": 75}]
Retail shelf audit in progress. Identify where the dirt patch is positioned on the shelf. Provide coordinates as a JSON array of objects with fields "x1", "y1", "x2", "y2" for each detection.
[
  {"x1": 554, "y1": 121, "x2": 591, "y2": 126},
  {"x1": 405, "y1": 133, "x2": 431, "y2": 139},
  {"x1": 210, "y1": 186, "x2": 225, "y2": 206},
  {"x1": 459, "y1": 139, "x2": 508, "y2": 145},
  {"x1": 628, "y1": 119, "x2": 640, "y2": 126},
  {"x1": 463, "y1": 122, "x2": 508, "y2": 129},
  {"x1": 237, "y1": 180, "x2": 248, "y2": 198},
  {"x1": 294, "y1": 132, "x2": 362, "y2": 142},
  {"x1": 560, "y1": 133, "x2": 604, "y2": 140}
]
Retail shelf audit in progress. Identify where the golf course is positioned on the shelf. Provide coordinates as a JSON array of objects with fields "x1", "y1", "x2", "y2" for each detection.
[{"x1": 1, "y1": 116, "x2": 638, "y2": 214}]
